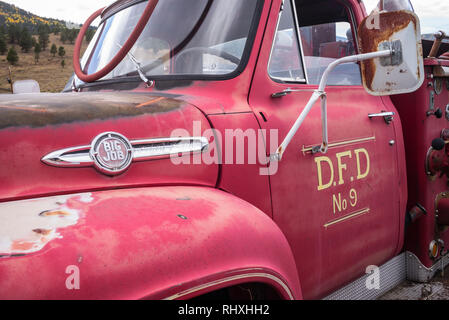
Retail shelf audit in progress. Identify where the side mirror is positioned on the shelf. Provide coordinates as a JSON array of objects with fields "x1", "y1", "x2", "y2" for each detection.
[
  {"x1": 13, "y1": 80, "x2": 40, "y2": 94},
  {"x1": 358, "y1": 10, "x2": 424, "y2": 96}
]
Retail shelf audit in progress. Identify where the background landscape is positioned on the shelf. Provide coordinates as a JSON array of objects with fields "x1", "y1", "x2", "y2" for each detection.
[
  {"x1": 0, "y1": 0, "x2": 447, "y2": 93},
  {"x1": 0, "y1": 1, "x2": 91, "y2": 93}
]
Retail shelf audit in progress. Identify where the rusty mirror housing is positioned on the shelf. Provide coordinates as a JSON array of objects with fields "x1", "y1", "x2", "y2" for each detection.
[{"x1": 358, "y1": 10, "x2": 424, "y2": 96}]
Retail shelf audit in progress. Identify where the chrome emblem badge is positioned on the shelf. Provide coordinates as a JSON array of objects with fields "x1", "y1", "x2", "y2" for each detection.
[
  {"x1": 90, "y1": 132, "x2": 133, "y2": 176},
  {"x1": 42, "y1": 132, "x2": 209, "y2": 177}
]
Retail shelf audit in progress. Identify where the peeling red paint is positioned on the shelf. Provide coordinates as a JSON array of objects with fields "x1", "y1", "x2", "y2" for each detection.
[{"x1": 0, "y1": 193, "x2": 93, "y2": 256}]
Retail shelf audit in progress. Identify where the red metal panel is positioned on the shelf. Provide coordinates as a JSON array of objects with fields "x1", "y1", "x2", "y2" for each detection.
[
  {"x1": 208, "y1": 113, "x2": 273, "y2": 217},
  {"x1": 0, "y1": 93, "x2": 218, "y2": 202},
  {"x1": 248, "y1": 0, "x2": 403, "y2": 299},
  {"x1": 392, "y1": 64, "x2": 449, "y2": 268},
  {"x1": 0, "y1": 187, "x2": 301, "y2": 300},
  {"x1": 381, "y1": 96, "x2": 408, "y2": 255}
]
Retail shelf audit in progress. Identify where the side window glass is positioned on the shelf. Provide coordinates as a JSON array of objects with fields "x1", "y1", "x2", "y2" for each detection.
[
  {"x1": 268, "y1": 0, "x2": 305, "y2": 82},
  {"x1": 204, "y1": 38, "x2": 246, "y2": 75},
  {"x1": 297, "y1": 4, "x2": 362, "y2": 86}
]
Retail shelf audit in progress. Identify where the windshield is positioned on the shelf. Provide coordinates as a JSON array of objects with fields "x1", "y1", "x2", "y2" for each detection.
[{"x1": 75, "y1": 0, "x2": 261, "y2": 85}]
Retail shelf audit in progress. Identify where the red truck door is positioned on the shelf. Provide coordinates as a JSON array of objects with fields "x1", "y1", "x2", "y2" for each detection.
[{"x1": 249, "y1": 0, "x2": 403, "y2": 299}]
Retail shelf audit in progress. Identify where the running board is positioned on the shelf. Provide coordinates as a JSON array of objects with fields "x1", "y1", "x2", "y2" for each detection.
[
  {"x1": 406, "y1": 251, "x2": 449, "y2": 282},
  {"x1": 324, "y1": 253, "x2": 406, "y2": 300},
  {"x1": 324, "y1": 251, "x2": 449, "y2": 300}
]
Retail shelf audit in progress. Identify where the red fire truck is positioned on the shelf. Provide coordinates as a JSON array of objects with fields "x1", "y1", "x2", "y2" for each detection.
[{"x1": 0, "y1": 0, "x2": 448, "y2": 300}]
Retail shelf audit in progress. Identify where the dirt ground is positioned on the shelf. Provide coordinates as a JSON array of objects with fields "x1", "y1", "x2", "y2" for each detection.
[
  {"x1": 0, "y1": 33, "x2": 87, "y2": 93},
  {"x1": 381, "y1": 265, "x2": 449, "y2": 300}
]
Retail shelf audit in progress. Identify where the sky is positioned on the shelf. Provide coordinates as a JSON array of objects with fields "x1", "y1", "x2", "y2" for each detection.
[
  {"x1": 2, "y1": 0, "x2": 113, "y2": 25},
  {"x1": 363, "y1": 0, "x2": 449, "y2": 34},
  {"x1": 2, "y1": 0, "x2": 449, "y2": 33}
]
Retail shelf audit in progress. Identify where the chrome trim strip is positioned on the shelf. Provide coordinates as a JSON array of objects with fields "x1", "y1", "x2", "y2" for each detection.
[
  {"x1": 323, "y1": 208, "x2": 370, "y2": 228},
  {"x1": 41, "y1": 145, "x2": 93, "y2": 167},
  {"x1": 42, "y1": 136, "x2": 209, "y2": 168},
  {"x1": 132, "y1": 137, "x2": 209, "y2": 161},
  {"x1": 163, "y1": 272, "x2": 295, "y2": 300},
  {"x1": 301, "y1": 136, "x2": 376, "y2": 154}
]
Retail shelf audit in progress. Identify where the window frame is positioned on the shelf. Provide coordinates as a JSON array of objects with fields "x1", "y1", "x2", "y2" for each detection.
[
  {"x1": 268, "y1": 0, "x2": 362, "y2": 86},
  {"x1": 267, "y1": 0, "x2": 308, "y2": 84}
]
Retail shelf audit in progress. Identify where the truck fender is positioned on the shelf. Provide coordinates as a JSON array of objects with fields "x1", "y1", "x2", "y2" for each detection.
[{"x1": 0, "y1": 186, "x2": 302, "y2": 300}]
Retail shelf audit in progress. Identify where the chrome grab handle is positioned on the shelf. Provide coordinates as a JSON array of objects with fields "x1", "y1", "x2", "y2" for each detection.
[
  {"x1": 368, "y1": 112, "x2": 395, "y2": 118},
  {"x1": 271, "y1": 88, "x2": 315, "y2": 98},
  {"x1": 368, "y1": 111, "x2": 395, "y2": 124}
]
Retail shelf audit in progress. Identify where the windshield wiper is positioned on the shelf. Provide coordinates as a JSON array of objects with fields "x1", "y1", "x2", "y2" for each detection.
[{"x1": 116, "y1": 43, "x2": 154, "y2": 87}]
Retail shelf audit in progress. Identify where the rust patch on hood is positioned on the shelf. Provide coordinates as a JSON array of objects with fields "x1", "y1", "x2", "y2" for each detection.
[
  {"x1": 32, "y1": 229, "x2": 52, "y2": 235},
  {"x1": 358, "y1": 11, "x2": 419, "y2": 90},
  {"x1": 136, "y1": 97, "x2": 166, "y2": 108},
  {"x1": 0, "y1": 193, "x2": 93, "y2": 257},
  {"x1": 0, "y1": 92, "x2": 185, "y2": 130},
  {"x1": 39, "y1": 210, "x2": 71, "y2": 217}
]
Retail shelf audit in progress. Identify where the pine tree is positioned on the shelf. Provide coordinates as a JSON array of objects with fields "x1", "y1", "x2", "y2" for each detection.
[
  {"x1": 34, "y1": 43, "x2": 41, "y2": 64},
  {"x1": 58, "y1": 46, "x2": 66, "y2": 59},
  {"x1": 38, "y1": 24, "x2": 51, "y2": 35},
  {"x1": 0, "y1": 36, "x2": 7, "y2": 55},
  {"x1": 85, "y1": 29, "x2": 95, "y2": 43},
  {"x1": 60, "y1": 28, "x2": 67, "y2": 44},
  {"x1": 50, "y1": 44, "x2": 57, "y2": 57},
  {"x1": 0, "y1": 25, "x2": 6, "y2": 38},
  {"x1": 7, "y1": 47, "x2": 18, "y2": 65},
  {"x1": 19, "y1": 28, "x2": 33, "y2": 53},
  {"x1": 38, "y1": 30, "x2": 49, "y2": 51},
  {"x1": 7, "y1": 25, "x2": 19, "y2": 44},
  {"x1": 67, "y1": 29, "x2": 78, "y2": 44},
  {"x1": 53, "y1": 25, "x2": 61, "y2": 35},
  {"x1": 61, "y1": 59, "x2": 66, "y2": 68}
]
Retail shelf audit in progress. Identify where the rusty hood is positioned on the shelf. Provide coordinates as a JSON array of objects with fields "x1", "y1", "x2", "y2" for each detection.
[
  {"x1": 0, "y1": 91, "x2": 186, "y2": 129},
  {"x1": 0, "y1": 91, "x2": 218, "y2": 202}
]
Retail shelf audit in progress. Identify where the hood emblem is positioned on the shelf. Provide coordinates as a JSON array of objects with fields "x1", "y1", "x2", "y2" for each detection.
[
  {"x1": 90, "y1": 132, "x2": 134, "y2": 175},
  {"x1": 42, "y1": 132, "x2": 209, "y2": 176}
]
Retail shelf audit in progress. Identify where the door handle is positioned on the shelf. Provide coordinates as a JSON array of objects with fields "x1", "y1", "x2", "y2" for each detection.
[
  {"x1": 368, "y1": 111, "x2": 395, "y2": 124},
  {"x1": 271, "y1": 88, "x2": 315, "y2": 98}
]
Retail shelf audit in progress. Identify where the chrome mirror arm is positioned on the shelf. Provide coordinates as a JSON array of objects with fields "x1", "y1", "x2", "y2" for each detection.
[
  {"x1": 71, "y1": 76, "x2": 80, "y2": 92},
  {"x1": 271, "y1": 49, "x2": 392, "y2": 162}
]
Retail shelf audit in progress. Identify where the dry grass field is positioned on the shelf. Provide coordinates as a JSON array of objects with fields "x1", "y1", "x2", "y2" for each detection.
[{"x1": 0, "y1": 33, "x2": 87, "y2": 93}]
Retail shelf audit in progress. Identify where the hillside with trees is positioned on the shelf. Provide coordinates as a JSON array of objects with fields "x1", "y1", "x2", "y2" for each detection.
[
  {"x1": 0, "y1": 1, "x2": 67, "y2": 34},
  {"x1": 0, "y1": 1, "x2": 95, "y2": 93}
]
